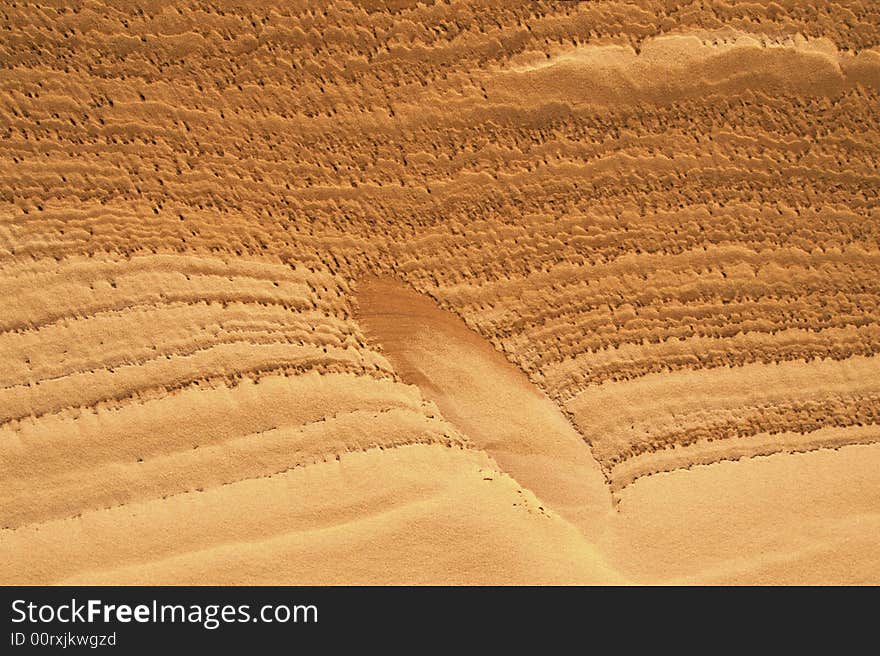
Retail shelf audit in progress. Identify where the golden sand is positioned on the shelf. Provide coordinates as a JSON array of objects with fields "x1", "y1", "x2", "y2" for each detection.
[{"x1": 1, "y1": 2, "x2": 878, "y2": 584}]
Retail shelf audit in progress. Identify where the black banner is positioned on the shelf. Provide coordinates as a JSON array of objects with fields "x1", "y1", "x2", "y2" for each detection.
[{"x1": 0, "y1": 586, "x2": 870, "y2": 651}]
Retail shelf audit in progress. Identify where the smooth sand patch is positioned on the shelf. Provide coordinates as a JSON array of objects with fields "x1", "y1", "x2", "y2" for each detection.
[{"x1": 357, "y1": 276, "x2": 612, "y2": 534}]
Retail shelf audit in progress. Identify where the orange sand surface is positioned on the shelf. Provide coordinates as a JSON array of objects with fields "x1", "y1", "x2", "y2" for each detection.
[{"x1": 2, "y1": 2, "x2": 879, "y2": 584}]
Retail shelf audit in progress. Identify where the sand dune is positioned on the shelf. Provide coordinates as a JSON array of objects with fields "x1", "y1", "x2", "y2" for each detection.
[{"x1": 1, "y1": 1, "x2": 879, "y2": 584}]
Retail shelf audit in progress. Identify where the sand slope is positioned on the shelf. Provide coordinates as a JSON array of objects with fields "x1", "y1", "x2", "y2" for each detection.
[
  {"x1": 2, "y1": 2, "x2": 879, "y2": 584},
  {"x1": 2, "y1": 445, "x2": 626, "y2": 585},
  {"x1": 607, "y1": 443, "x2": 880, "y2": 585},
  {"x1": 357, "y1": 276, "x2": 611, "y2": 533}
]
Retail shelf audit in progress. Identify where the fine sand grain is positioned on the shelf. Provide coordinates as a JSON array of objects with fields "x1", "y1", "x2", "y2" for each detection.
[{"x1": 2, "y1": 1, "x2": 879, "y2": 584}]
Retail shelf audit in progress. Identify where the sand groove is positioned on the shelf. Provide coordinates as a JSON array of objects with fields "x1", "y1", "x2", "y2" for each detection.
[{"x1": 356, "y1": 276, "x2": 611, "y2": 532}]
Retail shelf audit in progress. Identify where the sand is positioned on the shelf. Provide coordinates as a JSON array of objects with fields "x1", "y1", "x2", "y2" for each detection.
[{"x1": 1, "y1": 2, "x2": 879, "y2": 585}]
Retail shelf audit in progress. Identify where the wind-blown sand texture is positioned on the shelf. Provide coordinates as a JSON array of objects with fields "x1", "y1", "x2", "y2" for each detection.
[{"x1": 2, "y1": 1, "x2": 879, "y2": 585}]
